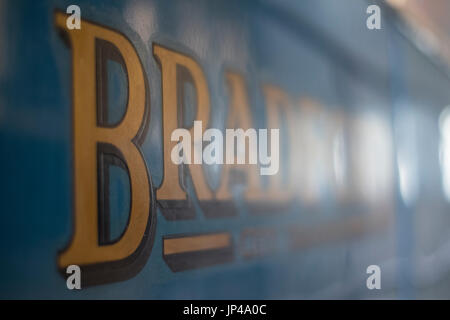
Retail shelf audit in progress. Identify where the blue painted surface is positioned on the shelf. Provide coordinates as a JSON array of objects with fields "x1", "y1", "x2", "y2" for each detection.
[{"x1": 1, "y1": 0, "x2": 450, "y2": 299}]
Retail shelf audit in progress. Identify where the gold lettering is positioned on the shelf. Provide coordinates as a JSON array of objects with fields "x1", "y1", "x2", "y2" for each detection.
[
  {"x1": 56, "y1": 13, "x2": 151, "y2": 267},
  {"x1": 153, "y1": 45, "x2": 212, "y2": 201}
]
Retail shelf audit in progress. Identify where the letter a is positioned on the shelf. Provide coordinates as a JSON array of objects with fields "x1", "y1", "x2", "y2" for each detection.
[
  {"x1": 366, "y1": 5, "x2": 381, "y2": 30},
  {"x1": 366, "y1": 265, "x2": 381, "y2": 289},
  {"x1": 66, "y1": 5, "x2": 81, "y2": 30},
  {"x1": 66, "y1": 265, "x2": 81, "y2": 290}
]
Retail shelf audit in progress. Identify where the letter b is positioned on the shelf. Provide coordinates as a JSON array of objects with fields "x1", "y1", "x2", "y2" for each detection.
[{"x1": 55, "y1": 12, "x2": 155, "y2": 286}]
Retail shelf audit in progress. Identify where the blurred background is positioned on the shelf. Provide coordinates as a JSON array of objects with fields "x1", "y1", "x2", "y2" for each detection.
[{"x1": 2, "y1": 0, "x2": 450, "y2": 299}]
